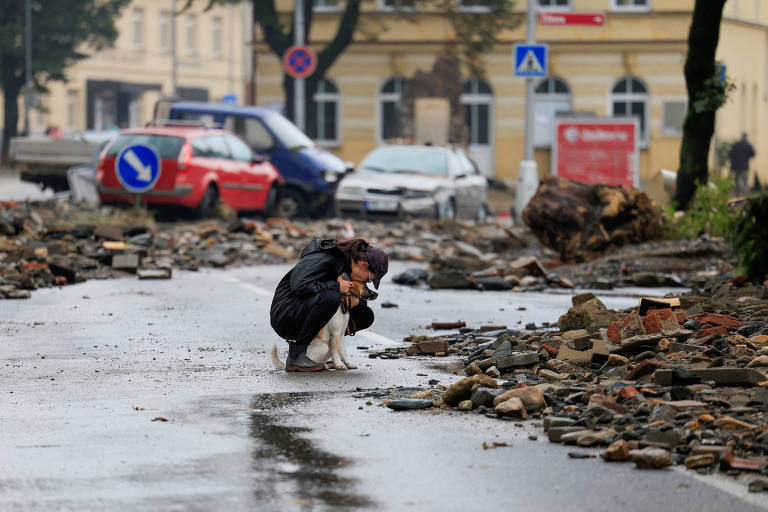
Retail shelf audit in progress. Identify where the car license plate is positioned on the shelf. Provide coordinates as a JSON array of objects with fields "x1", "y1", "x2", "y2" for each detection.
[{"x1": 364, "y1": 200, "x2": 398, "y2": 212}]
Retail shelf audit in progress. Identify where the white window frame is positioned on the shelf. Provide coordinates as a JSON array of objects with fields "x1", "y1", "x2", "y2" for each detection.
[
  {"x1": 611, "y1": 0, "x2": 651, "y2": 12},
  {"x1": 661, "y1": 99, "x2": 687, "y2": 137},
  {"x1": 459, "y1": 0, "x2": 492, "y2": 13},
  {"x1": 159, "y1": 10, "x2": 170, "y2": 54},
  {"x1": 132, "y1": 7, "x2": 144, "y2": 50},
  {"x1": 185, "y1": 14, "x2": 198, "y2": 56},
  {"x1": 211, "y1": 16, "x2": 222, "y2": 57},
  {"x1": 377, "y1": 77, "x2": 404, "y2": 144},
  {"x1": 313, "y1": 79, "x2": 341, "y2": 147},
  {"x1": 534, "y1": 77, "x2": 572, "y2": 147},
  {"x1": 538, "y1": 0, "x2": 572, "y2": 12},
  {"x1": 609, "y1": 76, "x2": 649, "y2": 147},
  {"x1": 313, "y1": 0, "x2": 341, "y2": 12},
  {"x1": 379, "y1": 0, "x2": 416, "y2": 12},
  {"x1": 460, "y1": 79, "x2": 494, "y2": 146}
]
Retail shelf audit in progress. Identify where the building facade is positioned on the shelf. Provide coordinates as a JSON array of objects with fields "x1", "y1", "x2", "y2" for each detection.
[
  {"x1": 254, "y1": 0, "x2": 768, "y2": 194},
  {"x1": 4, "y1": 0, "x2": 253, "y2": 135}
]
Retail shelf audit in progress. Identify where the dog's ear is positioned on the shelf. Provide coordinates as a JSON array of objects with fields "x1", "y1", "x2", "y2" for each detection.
[{"x1": 348, "y1": 281, "x2": 365, "y2": 298}]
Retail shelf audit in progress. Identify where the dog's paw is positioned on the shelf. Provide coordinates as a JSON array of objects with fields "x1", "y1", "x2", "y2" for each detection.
[
  {"x1": 333, "y1": 362, "x2": 348, "y2": 370},
  {"x1": 343, "y1": 361, "x2": 358, "y2": 369}
]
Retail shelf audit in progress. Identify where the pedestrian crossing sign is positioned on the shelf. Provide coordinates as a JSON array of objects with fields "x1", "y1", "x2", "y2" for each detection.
[{"x1": 514, "y1": 44, "x2": 548, "y2": 77}]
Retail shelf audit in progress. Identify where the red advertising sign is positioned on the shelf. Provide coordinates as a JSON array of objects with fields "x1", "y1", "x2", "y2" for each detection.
[
  {"x1": 552, "y1": 118, "x2": 639, "y2": 188},
  {"x1": 538, "y1": 12, "x2": 605, "y2": 26}
]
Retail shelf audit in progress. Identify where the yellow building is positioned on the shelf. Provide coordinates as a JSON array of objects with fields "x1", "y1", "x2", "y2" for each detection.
[
  {"x1": 255, "y1": 0, "x2": 768, "y2": 192},
  {"x1": 5, "y1": 0, "x2": 252, "y2": 135}
]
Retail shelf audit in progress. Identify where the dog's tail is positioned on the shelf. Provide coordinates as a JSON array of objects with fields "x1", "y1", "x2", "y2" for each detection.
[{"x1": 270, "y1": 344, "x2": 286, "y2": 370}]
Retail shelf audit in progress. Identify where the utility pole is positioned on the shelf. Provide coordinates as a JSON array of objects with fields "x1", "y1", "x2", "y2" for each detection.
[
  {"x1": 294, "y1": 0, "x2": 305, "y2": 132},
  {"x1": 171, "y1": 0, "x2": 178, "y2": 96},
  {"x1": 514, "y1": 0, "x2": 540, "y2": 219},
  {"x1": 24, "y1": 0, "x2": 32, "y2": 135}
]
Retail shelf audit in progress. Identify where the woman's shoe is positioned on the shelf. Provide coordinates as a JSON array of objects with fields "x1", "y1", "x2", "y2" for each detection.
[{"x1": 285, "y1": 343, "x2": 325, "y2": 372}]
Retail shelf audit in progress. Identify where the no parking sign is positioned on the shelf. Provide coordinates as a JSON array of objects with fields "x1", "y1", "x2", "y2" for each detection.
[{"x1": 283, "y1": 45, "x2": 317, "y2": 79}]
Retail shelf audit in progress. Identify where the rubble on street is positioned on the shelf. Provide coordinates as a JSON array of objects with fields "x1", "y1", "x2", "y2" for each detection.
[
  {"x1": 367, "y1": 280, "x2": 768, "y2": 489},
  {"x1": 2, "y1": 197, "x2": 733, "y2": 299}
]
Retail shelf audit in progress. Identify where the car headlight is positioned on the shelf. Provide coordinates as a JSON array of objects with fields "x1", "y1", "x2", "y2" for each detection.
[{"x1": 323, "y1": 170, "x2": 341, "y2": 183}]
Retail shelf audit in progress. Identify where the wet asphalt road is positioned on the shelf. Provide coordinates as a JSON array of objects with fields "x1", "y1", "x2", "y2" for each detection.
[{"x1": 1, "y1": 263, "x2": 767, "y2": 511}]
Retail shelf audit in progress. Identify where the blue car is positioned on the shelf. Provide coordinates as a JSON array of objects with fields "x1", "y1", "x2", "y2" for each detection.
[{"x1": 154, "y1": 98, "x2": 349, "y2": 218}]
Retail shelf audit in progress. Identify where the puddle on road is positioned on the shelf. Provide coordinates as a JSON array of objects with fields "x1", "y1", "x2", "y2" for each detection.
[{"x1": 247, "y1": 392, "x2": 374, "y2": 509}]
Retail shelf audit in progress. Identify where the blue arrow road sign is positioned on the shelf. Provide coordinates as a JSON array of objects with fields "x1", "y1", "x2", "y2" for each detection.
[
  {"x1": 514, "y1": 44, "x2": 548, "y2": 78},
  {"x1": 116, "y1": 144, "x2": 162, "y2": 193}
]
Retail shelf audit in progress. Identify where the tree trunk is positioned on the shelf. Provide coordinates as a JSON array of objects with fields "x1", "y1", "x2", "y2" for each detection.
[
  {"x1": 674, "y1": 0, "x2": 727, "y2": 210},
  {"x1": 1, "y1": 79, "x2": 22, "y2": 164}
]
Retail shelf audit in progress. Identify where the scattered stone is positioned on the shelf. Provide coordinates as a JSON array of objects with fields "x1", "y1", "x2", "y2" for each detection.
[
  {"x1": 386, "y1": 398, "x2": 434, "y2": 411},
  {"x1": 442, "y1": 374, "x2": 499, "y2": 406},
  {"x1": 628, "y1": 448, "x2": 673, "y2": 469}
]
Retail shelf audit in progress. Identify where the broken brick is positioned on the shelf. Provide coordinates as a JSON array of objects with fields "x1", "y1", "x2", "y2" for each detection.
[
  {"x1": 627, "y1": 359, "x2": 670, "y2": 380},
  {"x1": 696, "y1": 326, "x2": 728, "y2": 339},
  {"x1": 692, "y1": 313, "x2": 745, "y2": 330}
]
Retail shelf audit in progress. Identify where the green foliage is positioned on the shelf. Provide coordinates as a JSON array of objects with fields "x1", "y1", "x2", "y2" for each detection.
[
  {"x1": 664, "y1": 177, "x2": 735, "y2": 239},
  {"x1": 716, "y1": 140, "x2": 733, "y2": 169},
  {"x1": 692, "y1": 61, "x2": 735, "y2": 114},
  {"x1": 729, "y1": 195, "x2": 768, "y2": 283}
]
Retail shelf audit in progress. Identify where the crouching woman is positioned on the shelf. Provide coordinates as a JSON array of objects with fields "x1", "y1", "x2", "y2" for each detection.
[{"x1": 270, "y1": 238, "x2": 388, "y2": 372}]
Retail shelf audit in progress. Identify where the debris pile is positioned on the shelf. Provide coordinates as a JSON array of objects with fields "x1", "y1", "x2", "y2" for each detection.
[
  {"x1": 522, "y1": 177, "x2": 664, "y2": 262},
  {"x1": 374, "y1": 281, "x2": 768, "y2": 487}
]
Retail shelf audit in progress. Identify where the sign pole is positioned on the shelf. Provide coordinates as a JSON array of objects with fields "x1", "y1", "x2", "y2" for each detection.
[
  {"x1": 523, "y1": 0, "x2": 536, "y2": 161},
  {"x1": 294, "y1": 0, "x2": 305, "y2": 132},
  {"x1": 515, "y1": 0, "x2": 539, "y2": 219}
]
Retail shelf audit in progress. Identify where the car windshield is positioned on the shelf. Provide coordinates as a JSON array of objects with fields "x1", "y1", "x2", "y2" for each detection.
[
  {"x1": 358, "y1": 147, "x2": 448, "y2": 177},
  {"x1": 106, "y1": 134, "x2": 185, "y2": 159},
  {"x1": 261, "y1": 112, "x2": 314, "y2": 151}
]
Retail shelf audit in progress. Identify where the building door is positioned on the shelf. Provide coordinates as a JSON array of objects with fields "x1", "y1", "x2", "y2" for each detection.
[{"x1": 461, "y1": 78, "x2": 494, "y2": 178}]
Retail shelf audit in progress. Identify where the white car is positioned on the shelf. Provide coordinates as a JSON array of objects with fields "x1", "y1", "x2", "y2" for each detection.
[{"x1": 334, "y1": 145, "x2": 489, "y2": 220}]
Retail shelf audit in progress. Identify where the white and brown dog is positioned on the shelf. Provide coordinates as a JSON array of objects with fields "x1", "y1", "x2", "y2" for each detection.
[{"x1": 271, "y1": 278, "x2": 378, "y2": 371}]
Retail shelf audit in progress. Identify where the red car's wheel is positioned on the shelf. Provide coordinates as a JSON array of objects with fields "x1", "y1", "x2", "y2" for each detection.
[{"x1": 194, "y1": 185, "x2": 219, "y2": 218}]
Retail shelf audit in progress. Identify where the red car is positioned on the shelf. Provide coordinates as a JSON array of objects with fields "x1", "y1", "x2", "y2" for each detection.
[{"x1": 97, "y1": 126, "x2": 282, "y2": 217}]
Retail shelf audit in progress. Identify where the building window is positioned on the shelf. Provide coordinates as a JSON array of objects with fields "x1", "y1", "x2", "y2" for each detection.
[
  {"x1": 379, "y1": 77, "x2": 404, "y2": 142},
  {"x1": 538, "y1": 0, "x2": 571, "y2": 10},
  {"x1": 132, "y1": 8, "x2": 144, "y2": 50},
  {"x1": 66, "y1": 90, "x2": 77, "y2": 131},
  {"x1": 309, "y1": 79, "x2": 340, "y2": 146},
  {"x1": 159, "y1": 10, "x2": 170, "y2": 53},
  {"x1": 662, "y1": 100, "x2": 686, "y2": 136},
  {"x1": 314, "y1": 0, "x2": 340, "y2": 10},
  {"x1": 185, "y1": 14, "x2": 197, "y2": 56},
  {"x1": 211, "y1": 16, "x2": 222, "y2": 57},
  {"x1": 461, "y1": 79, "x2": 493, "y2": 145},
  {"x1": 534, "y1": 77, "x2": 571, "y2": 147},
  {"x1": 459, "y1": 0, "x2": 492, "y2": 11},
  {"x1": 380, "y1": 0, "x2": 416, "y2": 11},
  {"x1": 611, "y1": 0, "x2": 650, "y2": 11},
  {"x1": 611, "y1": 76, "x2": 648, "y2": 144}
]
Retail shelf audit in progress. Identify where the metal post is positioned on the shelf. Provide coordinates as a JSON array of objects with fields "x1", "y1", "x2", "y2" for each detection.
[
  {"x1": 523, "y1": 0, "x2": 536, "y2": 161},
  {"x1": 171, "y1": 0, "x2": 178, "y2": 96},
  {"x1": 515, "y1": 0, "x2": 539, "y2": 219},
  {"x1": 294, "y1": 0, "x2": 305, "y2": 132},
  {"x1": 24, "y1": 0, "x2": 32, "y2": 135}
]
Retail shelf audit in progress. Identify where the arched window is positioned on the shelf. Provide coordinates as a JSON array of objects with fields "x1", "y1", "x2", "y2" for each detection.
[
  {"x1": 379, "y1": 77, "x2": 404, "y2": 142},
  {"x1": 611, "y1": 76, "x2": 648, "y2": 144},
  {"x1": 534, "y1": 76, "x2": 571, "y2": 147},
  {"x1": 309, "y1": 78, "x2": 339, "y2": 145}
]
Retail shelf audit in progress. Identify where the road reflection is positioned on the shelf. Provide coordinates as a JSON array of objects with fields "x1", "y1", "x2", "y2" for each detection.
[{"x1": 248, "y1": 392, "x2": 373, "y2": 510}]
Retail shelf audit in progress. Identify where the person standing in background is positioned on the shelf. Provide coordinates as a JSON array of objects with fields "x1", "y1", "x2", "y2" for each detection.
[{"x1": 729, "y1": 133, "x2": 755, "y2": 196}]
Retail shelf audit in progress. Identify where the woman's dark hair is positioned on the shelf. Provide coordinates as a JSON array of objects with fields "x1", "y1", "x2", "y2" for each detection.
[{"x1": 335, "y1": 238, "x2": 370, "y2": 263}]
